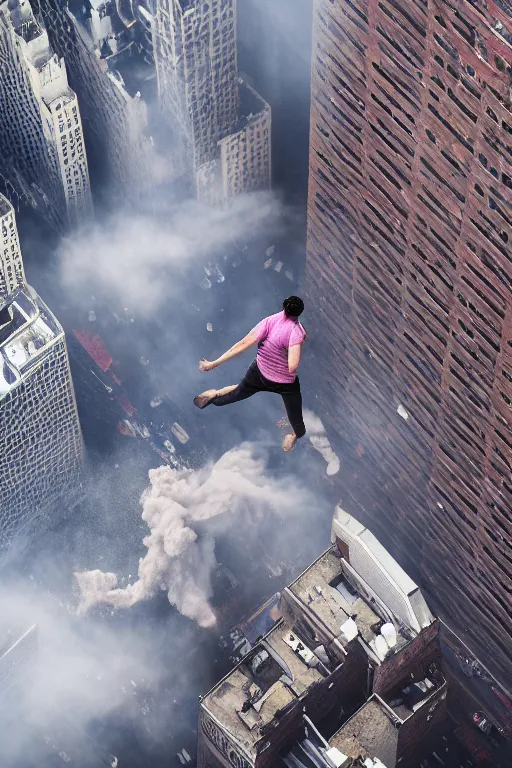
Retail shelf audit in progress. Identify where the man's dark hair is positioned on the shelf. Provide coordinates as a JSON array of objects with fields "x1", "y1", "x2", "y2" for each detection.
[{"x1": 283, "y1": 296, "x2": 304, "y2": 318}]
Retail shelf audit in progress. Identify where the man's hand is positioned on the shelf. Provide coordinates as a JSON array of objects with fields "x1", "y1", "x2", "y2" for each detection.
[
  {"x1": 199, "y1": 359, "x2": 216, "y2": 372},
  {"x1": 198, "y1": 332, "x2": 257, "y2": 373}
]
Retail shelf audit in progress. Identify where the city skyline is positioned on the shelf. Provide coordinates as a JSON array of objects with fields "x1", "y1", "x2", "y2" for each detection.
[{"x1": 8, "y1": 0, "x2": 274, "y2": 215}]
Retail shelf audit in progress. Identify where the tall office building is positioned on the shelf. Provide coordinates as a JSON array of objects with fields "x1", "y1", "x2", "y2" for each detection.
[
  {"x1": 304, "y1": 0, "x2": 512, "y2": 689},
  {"x1": 153, "y1": 0, "x2": 271, "y2": 203},
  {"x1": 0, "y1": 195, "x2": 25, "y2": 302},
  {"x1": 37, "y1": 0, "x2": 170, "y2": 204},
  {"x1": 154, "y1": 0, "x2": 239, "y2": 167},
  {"x1": 197, "y1": 79, "x2": 271, "y2": 205},
  {"x1": 0, "y1": 285, "x2": 84, "y2": 554},
  {"x1": 0, "y1": 0, "x2": 92, "y2": 229}
]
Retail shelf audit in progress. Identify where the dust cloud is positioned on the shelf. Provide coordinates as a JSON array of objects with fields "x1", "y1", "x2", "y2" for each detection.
[
  {"x1": 57, "y1": 191, "x2": 283, "y2": 315},
  {"x1": 75, "y1": 442, "x2": 313, "y2": 627}
]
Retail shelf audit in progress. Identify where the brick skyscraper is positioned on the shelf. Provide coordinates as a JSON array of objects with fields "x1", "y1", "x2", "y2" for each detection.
[{"x1": 304, "y1": 0, "x2": 511, "y2": 689}]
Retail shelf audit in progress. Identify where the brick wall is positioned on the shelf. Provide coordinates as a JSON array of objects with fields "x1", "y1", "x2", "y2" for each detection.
[
  {"x1": 373, "y1": 620, "x2": 441, "y2": 697},
  {"x1": 304, "y1": 0, "x2": 512, "y2": 691}
]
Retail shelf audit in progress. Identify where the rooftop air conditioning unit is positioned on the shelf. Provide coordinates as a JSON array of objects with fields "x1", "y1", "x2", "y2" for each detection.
[{"x1": 331, "y1": 506, "x2": 433, "y2": 633}]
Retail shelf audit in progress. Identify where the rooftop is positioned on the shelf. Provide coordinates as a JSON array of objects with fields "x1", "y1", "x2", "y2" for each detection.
[
  {"x1": 281, "y1": 712, "x2": 393, "y2": 768},
  {"x1": 201, "y1": 509, "x2": 439, "y2": 765},
  {"x1": 330, "y1": 508, "x2": 433, "y2": 634},
  {"x1": 223, "y1": 80, "x2": 270, "y2": 139},
  {"x1": 6, "y1": 0, "x2": 42, "y2": 43},
  {"x1": 202, "y1": 620, "x2": 327, "y2": 754},
  {"x1": 288, "y1": 547, "x2": 410, "y2": 660},
  {"x1": 329, "y1": 697, "x2": 399, "y2": 767},
  {"x1": 239, "y1": 79, "x2": 269, "y2": 117},
  {"x1": 47, "y1": 87, "x2": 77, "y2": 110},
  {"x1": 0, "y1": 286, "x2": 61, "y2": 398},
  {"x1": 378, "y1": 666, "x2": 446, "y2": 722}
]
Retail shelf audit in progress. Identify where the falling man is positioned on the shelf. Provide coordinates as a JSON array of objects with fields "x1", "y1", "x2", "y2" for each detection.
[{"x1": 194, "y1": 296, "x2": 307, "y2": 451}]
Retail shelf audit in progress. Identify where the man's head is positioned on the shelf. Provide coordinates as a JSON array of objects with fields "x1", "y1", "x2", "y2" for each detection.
[{"x1": 283, "y1": 296, "x2": 304, "y2": 319}]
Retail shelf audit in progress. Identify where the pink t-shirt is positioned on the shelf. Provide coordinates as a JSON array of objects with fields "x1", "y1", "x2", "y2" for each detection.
[{"x1": 251, "y1": 311, "x2": 306, "y2": 384}]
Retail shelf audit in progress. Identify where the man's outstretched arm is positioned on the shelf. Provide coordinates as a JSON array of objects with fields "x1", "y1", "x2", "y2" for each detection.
[
  {"x1": 199, "y1": 332, "x2": 258, "y2": 372},
  {"x1": 288, "y1": 343, "x2": 302, "y2": 375}
]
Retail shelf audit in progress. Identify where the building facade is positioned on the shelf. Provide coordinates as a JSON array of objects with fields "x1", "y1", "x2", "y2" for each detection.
[
  {"x1": 153, "y1": 0, "x2": 239, "y2": 169},
  {"x1": 36, "y1": 0, "x2": 168, "y2": 206},
  {"x1": 304, "y1": 0, "x2": 512, "y2": 689},
  {"x1": 197, "y1": 505, "x2": 446, "y2": 768},
  {"x1": 0, "y1": 195, "x2": 25, "y2": 302},
  {"x1": 0, "y1": 0, "x2": 92, "y2": 229},
  {"x1": 153, "y1": 0, "x2": 271, "y2": 202},
  {"x1": 0, "y1": 286, "x2": 84, "y2": 554},
  {"x1": 197, "y1": 79, "x2": 271, "y2": 205}
]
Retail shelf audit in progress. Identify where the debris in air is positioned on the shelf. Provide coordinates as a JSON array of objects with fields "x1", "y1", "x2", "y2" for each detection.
[
  {"x1": 88, "y1": 310, "x2": 96, "y2": 322},
  {"x1": 200, "y1": 277, "x2": 212, "y2": 290},
  {"x1": 118, "y1": 420, "x2": 136, "y2": 438},
  {"x1": 206, "y1": 322, "x2": 213, "y2": 332},
  {"x1": 264, "y1": 258, "x2": 273, "y2": 269},
  {"x1": 397, "y1": 404, "x2": 409, "y2": 420},
  {"x1": 163, "y1": 439, "x2": 176, "y2": 454},
  {"x1": 171, "y1": 423, "x2": 189, "y2": 444},
  {"x1": 274, "y1": 261, "x2": 283, "y2": 273}
]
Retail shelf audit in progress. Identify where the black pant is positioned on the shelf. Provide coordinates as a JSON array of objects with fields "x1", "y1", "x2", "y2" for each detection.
[{"x1": 211, "y1": 361, "x2": 306, "y2": 439}]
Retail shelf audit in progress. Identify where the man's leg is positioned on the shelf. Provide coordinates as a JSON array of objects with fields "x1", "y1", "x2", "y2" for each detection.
[
  {"x1": 193, "y1": 384, "x2": 239, "y2": 409},
  {"x1": 281, "y1": 390, "x2": 306, "y2": 452},
  {"x1": 194, "y1": 362, "x2": 261, "y2": 409}
]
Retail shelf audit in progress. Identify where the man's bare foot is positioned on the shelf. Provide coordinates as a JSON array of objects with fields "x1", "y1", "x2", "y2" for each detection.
[
  {"x1": 277, "y1": 417, "x2": 289, "y2": 429},
  {"x1": 193, "y1": 389, "x2": 218, "y2": 409},
  {"x1": 283, "y1": 433, "x2": 297, "y2": 452},
  {"x1": 193, "y1": 384, "x2": 236, "y2": 409}
]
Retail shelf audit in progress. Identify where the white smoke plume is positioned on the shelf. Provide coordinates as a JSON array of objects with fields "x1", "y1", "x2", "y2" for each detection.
[
  {"x1": 0, "y1": 582, "x2": 163, "y2": 761},
  {"x1": 58, "y1": 191, "x2": 282, "y2": 315},
  {"x1": 75, "y1": 443, "x2": 306, "y2": 627},
  {"x1": 303, "y1": 409, "x2": 340, "y2": 476}
]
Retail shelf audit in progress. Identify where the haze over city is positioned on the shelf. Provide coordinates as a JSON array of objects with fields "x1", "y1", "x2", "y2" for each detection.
[{"x1": 0, "y1": 1, "x2": 510, "y2": 768}]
